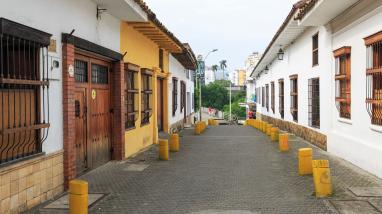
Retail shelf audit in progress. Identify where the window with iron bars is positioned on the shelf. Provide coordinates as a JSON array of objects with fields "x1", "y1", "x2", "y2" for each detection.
[
  {"x1": 266, "y1": 84, "x2": 269, "y2": 112},
  {"x1": 0, "y1": 18, "x2": 51, "y2": 165},
  {"x1": 262, "y1": 86, "x2": 265, "y2": 108},
  {"x1": 125, "y1": 63, "x2": 139, "y2": 130},
  {"x1": 279, "y1": 79, "x2": 284, "y2": 119},
  {"x1": 172, "y1": 78, "x2": 178, "y2": 116},
  {"x1": 141, "y1": 69, "x2": 153, "y2": 126},
  {"x1": 308, "y1": 78, "x2": 320, "y2": 128},
  {"x1": 365, "y1": 32, "x2": 382, "y2": 126},
  {"x1": 180, "y1": 81, "x2": 185, "y2": 113},
  {"x1": 312, "y1": 33, "x2": 319, "y2": 66},
  {"x1": 290, "y1": 75, "x2": 298, "y2": 122},
  {"x1": 334, "y1": 47, "x2": 351, "y2": 119},
  {"x1": 271, "y1": 82, "x2": 275, "y2": 114}
]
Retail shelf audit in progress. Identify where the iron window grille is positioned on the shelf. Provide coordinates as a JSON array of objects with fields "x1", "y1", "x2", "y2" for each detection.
[
  {"x1": 0, "y1": 18, "x2": 51, "y2": 165},
  {"x1": 271, "y1": 82, "x2": 275, "y2": 113},
  {"x1": 312, "y1": 33, "x2": 319, "y2": 66},
  {"x1": 74, "y1": 60, "x2": 88, "y2": 83},
  {"x1": 266, "y1": 84, "x2": 269, "y2": 112},
  {"x1": 290, "y1": 75, "x2": 298, "y2": 122},
  {"x1": 365, "y1": 32, "x2": 382, "y2": 126},
  {"x1": 141, "y1": 69, "x2": 153, "y2": 126},
  {"x1": 125, "y1": 63, "x2": 139, "y2": 130},
  {"x1": 279, "y1": 79, "x2": 284, "y2": 119},
  {"x1": 172, "y1": 77, "x2": 178, "y2": 116},
  {"x1": 334, "y1": 47, "x2": 351, "y2": 119},
  {"x1": 180, "y1": 81, "x2": 185, "y2": 113},
  {"x1": 262, "y1": 86, "x2": 265, "y2": 107},
  {"x1": 91, "y1": 63, "x2": 108, "y2": 84},
  {"x1": 308, "y1": 78, "x2": 320, "y2": 128}
]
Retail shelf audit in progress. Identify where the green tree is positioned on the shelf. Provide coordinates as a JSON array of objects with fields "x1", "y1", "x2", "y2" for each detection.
[
  {"x1": 201, "y1": 82, "x2": 229, "y2": 111},
  {"x1": 211, "y1": 65, "x2": 219, "y2": 78}
]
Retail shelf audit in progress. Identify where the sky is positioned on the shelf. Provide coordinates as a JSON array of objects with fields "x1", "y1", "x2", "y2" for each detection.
[{"x1": 144, "y1": 0, "x2": 297, "y2": 72}]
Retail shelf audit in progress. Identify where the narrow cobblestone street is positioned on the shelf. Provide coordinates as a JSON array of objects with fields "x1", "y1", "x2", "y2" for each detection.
[{"x1": 34, "y1": 126, "x2": 382, "y2": 214}]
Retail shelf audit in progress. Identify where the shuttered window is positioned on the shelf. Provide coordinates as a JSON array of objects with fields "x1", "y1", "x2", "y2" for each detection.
[
  {"x1": 141, "y1": 69, "x2": 153, "y2": 126},
  {"x1": 279, "y1": 79, "x2": 284, "y2": 119},
  {"x1": 312, "y1": 33, "x2": 319, "y2": 66},
  {"x1": 0, "y1": 18, "x2": 51, "y2": 165},
  {"x1": 308, "y1": 78, "x2": 320, "y2": 128},
  {"x1": 290, "y1": 75, "x2": 298, "y2": 122},
  {"x1": 334, "y1": 47, "x2": 351, "y2": 119},
  {"x1": 271, "y1": 82, "x2": 275, "y2": 113},
  {"x1": 365, "y1": 32, "x2": 382, "y2": 126},
  {"x1": 266, "y1": 84, "x2": 269, "y2": 112},
  {"x1": 125, "y1": 63, "x2": 139, "y2": 130},
  {"x1": 172, "y1": 78, "x2": 178, "y2": 116}
]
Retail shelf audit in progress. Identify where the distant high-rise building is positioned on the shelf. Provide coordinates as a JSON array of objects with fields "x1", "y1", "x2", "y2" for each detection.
[{"x1": 232, "y1": 69, "x2": 247, "y2": 86}]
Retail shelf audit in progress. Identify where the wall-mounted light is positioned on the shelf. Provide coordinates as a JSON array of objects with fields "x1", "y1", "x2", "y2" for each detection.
[
  {"x1": 264, "y1": 66, "x2": 269, "y2": 74},
  {"x1": 97, "y1": 6, "x2": 107, "y2": 20},
  {"x1": 278, "y1": 48, "x2": 284, "y2": 60}
]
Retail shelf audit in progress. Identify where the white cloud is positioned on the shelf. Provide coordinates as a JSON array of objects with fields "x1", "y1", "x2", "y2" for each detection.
[{"x1": 144, "y1": 0, "x2": 296, "y2": 70}]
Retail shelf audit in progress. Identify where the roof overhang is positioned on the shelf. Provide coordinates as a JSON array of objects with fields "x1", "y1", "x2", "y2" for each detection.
[
  {"x1": 297, "y1": 0, "x2": 359, "y2": 26},
  {"x1": 91, "y1": 0, "x2": 148, "y2": 22},
  {"x1": 173, "y1": 43, "x2": 197, "y2": 70},
  {"x1": 251, "y1": 3, "x2": 307, "y2": 78},
  {"x1": 127, "y1": 21, "x2": 183, "y2": 53}
]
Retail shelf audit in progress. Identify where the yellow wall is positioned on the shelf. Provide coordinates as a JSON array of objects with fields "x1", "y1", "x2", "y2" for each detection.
[
  {"x1": 238, "y1": 70, "x2": 246, "y2": 86},
  {"x1": 120, "y1": 22, "x2": 170, "y2": 158}
]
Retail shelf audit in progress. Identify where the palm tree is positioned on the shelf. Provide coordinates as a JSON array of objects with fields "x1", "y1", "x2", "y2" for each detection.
[
  {"x1": 220, "y1": 60, "x2": 227, "y2": 80},
  {"x1": 211, "y1": 65, "x2": 219, "y2": 81}
]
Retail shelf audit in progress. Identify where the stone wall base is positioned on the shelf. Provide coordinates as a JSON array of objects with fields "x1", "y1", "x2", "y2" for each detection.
[
  {"x1": 259, "y1": 114, "x2": 327, "y2": 150},
  {"x1": 170, "y1": 113, "x2": 195, "y2": 133},
  {"x1": 0, "y1": 150, "x2": 64, "y2": 213}
]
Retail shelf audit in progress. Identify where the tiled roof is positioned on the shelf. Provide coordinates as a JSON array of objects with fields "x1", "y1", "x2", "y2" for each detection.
[{"x1": 295, "y1": 0, "x2": 319, "y2": 20}]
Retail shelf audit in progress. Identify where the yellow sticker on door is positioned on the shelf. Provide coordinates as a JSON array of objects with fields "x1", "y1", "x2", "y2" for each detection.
[{"x1": 92, "y1": 89, "x2": 96, "y2": 100}]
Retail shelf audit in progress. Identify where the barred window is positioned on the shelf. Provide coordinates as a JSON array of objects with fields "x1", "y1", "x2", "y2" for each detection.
[
  {"x1": 308, "y1": 78, "x2": 320, "y2": 128},
  {"x1": 312, "y1": 33, "x2": 319, "y2": 66},
  {"x1": 91, "y1": 64, "x2": 108, "y2": 84},
  {"x1": 262, "y1": 86, "x2": 265, "y2": 107},
  {"x1": 125, "y1": 63, "x2": 139, "y2": 130},
  {"x1": 0, "y1": 18, "x2": 51, "y2": 165},
  {"x1": 141, "y1": 69, "x2": 153, "y2": 126},
  {"x1": 290, "y1": 75, "x2": 298, "y2": 122},
  {"x1": 271, "y1": 82, "x2": 275, "y2": 113},
  {"x1": 334, "y1": 47, "x2": 351, "y2": 119},
  {"x1": 365, "y1": 32, "x2": 382, "y2": 126},
  {"x1": 266, "y1": 84, "x2": 269, "y2": 112},
  {"x1": 172, "y1": 78, "x2": 178, "y2": 116},
  {"x1": 279, "y1": 79, "x2": 284, "y2": 119},
  {"x1": 180, "y1": 81, "x2": 186, "y2": 113}
]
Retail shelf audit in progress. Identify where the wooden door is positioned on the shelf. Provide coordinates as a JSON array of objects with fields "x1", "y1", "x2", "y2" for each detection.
[
  {"x1": 181, "y1": 82, "x2": 187, "y2": 123},
  {"x1": 90, "y1": 61, "x2": 111, "y2": 169},
  {"x1": 75, "y1": 88, "x2": 88, "y2": 174},
  {"x1": 157, "y1": 79, "x2": 163, "y2": 131}
]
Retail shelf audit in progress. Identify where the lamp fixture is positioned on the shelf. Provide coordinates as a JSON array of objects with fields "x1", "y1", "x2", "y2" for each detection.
[
  {"x1": 278, "y1": 48, "x2": 284, "y2": 60},
  {"x1": 97, "y1": 6, "x2": 107, "y2": 20}
]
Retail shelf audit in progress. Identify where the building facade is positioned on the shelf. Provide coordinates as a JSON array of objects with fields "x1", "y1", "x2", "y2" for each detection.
[
  {"x1": 0, "y1": 0, "x2": 196, "y2": 212},
  {"x1": 252, "y1": 0, "x2": 382, "y2": 178},
  {"x1": 232, "y1": 69, "x2": 246, "y2": 86}
]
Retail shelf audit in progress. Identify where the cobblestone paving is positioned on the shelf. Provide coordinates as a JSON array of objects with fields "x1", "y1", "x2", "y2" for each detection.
[{"x1": 30, "y1": 126, "x2": 382, "y2": 214}]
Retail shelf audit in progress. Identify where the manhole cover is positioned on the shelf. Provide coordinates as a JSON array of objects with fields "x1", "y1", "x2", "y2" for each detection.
[
  {"x1": 330, "y1": 200, "x2": 380, "y2": 214},
  {"x1": 123, "y1": 164, "x2": 150, "y2": 172},
  {"x1": 349, "y1": 187, "x2": 382, "y2": 197},
  {"x1": 42, "y1": 193, "x2": 105, "y2": 209}
]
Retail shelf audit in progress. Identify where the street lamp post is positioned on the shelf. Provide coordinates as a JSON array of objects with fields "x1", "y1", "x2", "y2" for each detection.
[{"x1": 198, "y1": 49, "x2": 218, "y2": 121}]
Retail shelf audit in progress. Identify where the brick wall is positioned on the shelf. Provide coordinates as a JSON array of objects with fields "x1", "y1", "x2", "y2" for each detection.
[
  {"x1": 260, "y1": 114, "x2": 327, "y2": 150},
  {"x1": 62, "y1": 43, "x2": 76, "y2": 189},
  {"x1": 0, "y1": 151, "x2": 64, "y2": 213},
  {"x1": 111, "y1": 61, "x2": 125, "y2": 160}
]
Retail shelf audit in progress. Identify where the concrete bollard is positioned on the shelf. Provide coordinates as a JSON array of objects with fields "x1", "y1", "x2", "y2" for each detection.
[
  {"x1": 69, "y1": 180, "x2": 88, "y2": 214},
  {"x1": 266, "y1": 124, "x2": 273, "y2": 137},
  {"x1": 312, "y1": 160, "x2": 332, "y2": 198},
  {"x1": 271, "y1": 127, "x2": 279, "y2": 142},
  {"x1": 195, "y1": 123, "x2": 201, "y2": 135},
  {"x1": 298, "y1": 148, "x2": 313, "y2": 175},
  {"x1": 170, "y1": 134, "x2": 180, "y2": 152},
  {"x1": 159, "y1": 139, "x2": 169, "y2": 160},
  {"x1": 279, "y1": 134, "x2": 289, "y2": 152}
]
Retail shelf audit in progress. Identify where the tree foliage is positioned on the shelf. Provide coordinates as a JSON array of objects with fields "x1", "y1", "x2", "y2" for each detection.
[{"x1": 201, "y1": 82, "x2": 229, "y2": 111}]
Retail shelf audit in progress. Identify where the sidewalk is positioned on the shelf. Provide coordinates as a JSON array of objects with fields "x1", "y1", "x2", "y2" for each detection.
[{"x1": 30, "y1": 126, "x2": 382, "y2": 214}]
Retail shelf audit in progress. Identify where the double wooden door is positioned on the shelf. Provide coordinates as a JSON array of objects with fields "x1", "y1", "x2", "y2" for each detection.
[{"x1": 74, "y1": 53, "x2": 112, "y2": 174}]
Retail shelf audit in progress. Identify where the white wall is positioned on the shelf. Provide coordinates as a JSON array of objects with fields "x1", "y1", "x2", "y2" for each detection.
[
  {"x1": 169, "y1": 54, "x2": 194, "y2": 126},
  {"x1": 329, "y1": 4, "x2": 382, "y2": 178},
  {"x1": 0, "y1": 0, "x2": 121, "y2": 154},
  {"x1": 256, "y1": 26, "x2": 332, "y2": 136},
  {"x1": 256, "y1": 3, "x2": 382, "y2": 178}
]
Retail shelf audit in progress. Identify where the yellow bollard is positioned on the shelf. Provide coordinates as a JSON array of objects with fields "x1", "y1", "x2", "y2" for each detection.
[
  {"x1": 170, "y1": 134, "x2": 180, "y2": 152},
  {"x1": 266, "y1": 124, "x2": 273, "y2": 137},
  {"x1": 69, "y1": 180, "x2": 88, "y2": 214},
  {"x1": 159, "y1": 139, "x2": 169, "y2": 160},
  {"x1": 271, "y1": 127, "x2": 279, "y2": 142},
  {"x1": 312, "y1": 160, "x2": 332, "y2": 198},
  {"x1": 279, "y1": 134, "x2": 289, "y2": 152},
  {"x1": 298, "y1": 148, "x2": 313, "y2": 175},
  {"x1": 262, "y1": 122, "x2": 267, "y2": 133},
  {"x1": 195, "y1": 123, "x2": 201, "y2": 135}
]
